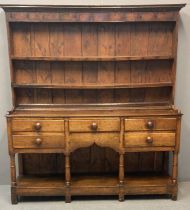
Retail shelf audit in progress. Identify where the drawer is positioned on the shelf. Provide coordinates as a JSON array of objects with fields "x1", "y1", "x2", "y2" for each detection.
[
  {"x1": 69, "y1": 133, "x2": 120, "y2": 152},
  {"x1": 124, "y1": 132, "x2": 176, "y2": 147},
  {"x1": 69, "y1": 118, "x2": 120, "y2": 132},
  {"x1": 125, "y1": 118, "x2": 176, "y2": 131},
  {"x1": 12, "y1": 134, "x2": 65, "y2": 149},
  {"x1": 12, "y1": 119, "x2": 64, "y2": 132}
]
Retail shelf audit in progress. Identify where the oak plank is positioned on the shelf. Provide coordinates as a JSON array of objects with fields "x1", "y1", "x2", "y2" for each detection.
[
  {"x1": 148, "y1": 22, "x2": 173, "y2": 56},
  {"x1": 14, "y1": 61, "x2": 35, "y2": 84},
  {"x1": 11, "y1": 23, "x2": 31, "y2": 56}
]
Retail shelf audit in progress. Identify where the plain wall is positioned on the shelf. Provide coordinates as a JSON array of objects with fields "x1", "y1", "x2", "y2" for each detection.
[{"x1": 0, "y1": 0, "x2": 190, "y2": 184}]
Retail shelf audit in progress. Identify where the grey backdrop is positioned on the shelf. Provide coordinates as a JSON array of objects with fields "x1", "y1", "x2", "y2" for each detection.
[{"x1": 0, "y1": 0, "x2": 190, "y2": 185}]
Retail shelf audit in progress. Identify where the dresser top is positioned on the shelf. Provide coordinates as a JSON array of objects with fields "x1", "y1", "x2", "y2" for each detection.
[
  {"x1": 4, "y1": 3, "x2": 184, "y2": 112},
  {"x1": 0, "y1": 4, "x2": 186, "y2": 11},
  {"x1": 7, "y1": 105, "x2": 181, "y2": 118}
]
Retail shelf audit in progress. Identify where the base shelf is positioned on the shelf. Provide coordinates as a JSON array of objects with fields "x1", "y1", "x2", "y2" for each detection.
[
  {"x1": 15, "y1": 174, "x2": 174, "y2": 198},
  {"x1": 71, "y1": 175, "x2": 118, "y2": 187},
  {"x1": 124, "y1": 174, "x2": 173, "y2": 195},
  {"x1": 16, "y1": 175, "x2": 66, "y2": 196},
  {"x1": 17, "y1": 175, "x2": 65, "y2": 187},
  {"x1": 125, "y1": 174, "x2": 172, "y2": 186},
  {"x1": 71, "y1": 175, "x2": 119, "y2": 196},
  {"x1": 70, "y1": 174, "x2": 172, "y2": 187}
]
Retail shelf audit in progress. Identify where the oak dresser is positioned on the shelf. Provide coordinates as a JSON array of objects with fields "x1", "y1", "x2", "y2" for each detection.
[{"x1": 1, "y1": 4, "x2": 185, "y2": 204}]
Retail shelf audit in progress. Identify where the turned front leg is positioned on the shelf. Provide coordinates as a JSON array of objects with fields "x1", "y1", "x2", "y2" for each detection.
[
  {"x1": 10, "y1": 154, "x2": 18, "y2": 204},
  {"x1": 119, "y1": 154, "x2": 125, "y2": 202},
  {"x1": 65, "y1": 155, "x2": 71, "y2": 203},
  {"x1": 171, "y1": 151, "x2": 178, "y2": 200}
]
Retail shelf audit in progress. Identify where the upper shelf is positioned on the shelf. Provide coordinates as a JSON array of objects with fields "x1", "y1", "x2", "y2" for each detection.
[
  {"x1": 11, "y1": 55, "x2": 174, "y2": 62},
  {"x1": 12, "y1": 82, "x2": 173, "y2": 89}
]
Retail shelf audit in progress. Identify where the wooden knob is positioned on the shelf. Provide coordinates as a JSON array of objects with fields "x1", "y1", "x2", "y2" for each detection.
[
  {"x1": 146, "y1": 136, "x2": 153, "y2": 144},
  {"x1": 35, "y1": 138, "x2": 42, "y2": 145},
  {"x1": 91, "y1": 122, "x2": 98, "y2": 131},
  {"x1": 34, "y1": 122, "x2": 41, "y2": 131},
  {"x1": 146, "y1": 120, "x2": 154, "y2": 129}
]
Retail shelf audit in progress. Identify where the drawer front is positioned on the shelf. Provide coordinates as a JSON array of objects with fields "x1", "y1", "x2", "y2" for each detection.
[
  {"x1": 124, "y1": 132, "x2": 175, "y2": 147},
  {"x1": 69, "y1": 118, "x2": 120, "y2": 132},
  {"x1": 125, "y1": 118, "x2": 176, "y2": 131},
  {"x1": 13, "y1": 134, "x2": 65, "y2": 149},
  {"x1": 12, "y1": 119, "x2": 64, "y2": 132},
  {"x1": 69, "y1": 133, "x2": 120, "y2": 152}
]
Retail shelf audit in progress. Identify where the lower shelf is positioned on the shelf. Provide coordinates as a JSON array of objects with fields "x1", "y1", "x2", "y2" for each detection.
[
  {"x1": 16, "y1": 175, "x2": 65, "y2": 196},
  {"x1": 71, "y1": 175, "x2": 118, "y2": 187},
  {"x1": 124, "y1": 174, "x2": 173, "y2": 195},
  {"x1": 71, "y1": 175, "x2": 118, "y2": 195},
  {"x1": 16, "y1": 174, "x2": 174, "y2": 197}
]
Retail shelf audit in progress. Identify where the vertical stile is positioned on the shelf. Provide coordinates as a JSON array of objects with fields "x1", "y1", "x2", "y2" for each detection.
[
  {"x1": 171, "y1": 113, "x2": 181, "y2": 200},
  {"x1": 119, "y1": 117, "x2": 125, "y2": 201},
  {"x1": 7, "y1": 117, "x2": 17, "y2": 204},
  {"x1": 172, "y1": 113, "x2": 182, "y2": 182},
  {"x1": 8, "y1": 116, "x2": 17, "y2": 194},
  {"x1": 64, "y1": 119, "x2": 71, "y2": 202},
  {"x1": 175, "y1": 113, "x2": 182, "y2": 153},
  {"x1": 6, "y1": 21, "x2": 16, "y2": 106},
  {"x1": 171, "y1": 15, "x2": 179, "y2": 105}
]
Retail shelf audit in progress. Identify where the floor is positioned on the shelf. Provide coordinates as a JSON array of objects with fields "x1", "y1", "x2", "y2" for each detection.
[{"x1": 0, "y1": 182, "x2": 190, "y2": 210}]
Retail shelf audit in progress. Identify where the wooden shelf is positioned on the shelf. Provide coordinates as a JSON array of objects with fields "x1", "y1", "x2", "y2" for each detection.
[
  {"x1": 17, "y1": 175, "x2": 65, "y2": 188},
  {"x1": 125, "y1": 174, "x2": 172, "y2": 186},
  {"x1": 16, "y1": 175, "x2": 66, "y2": 196},
  {"x1": 15, "y1": 102, "x2": 172, "y2": 109},
  {"x1": 12, "y1": 82, "x2": 173, "y2": 89},
  {"x1": 11, "y1": 55, "x2": 174, "y2": 62},
  {"x1": 12, "y1": 103, "x2": 176, "y2": 118},
  {"x1": 67, "y1": 174, "x2": 172, "y2": 197},
  {"x1": 16, "y1": 174, "x2": 172, "y2": 196},
  {"x1": 71, "y1": 175, "x2": 118, "y2": 187},
  {"x1": 70, "y1": 174, "x2": 171, "y2": 188},
  {"x1": 124, "y1": 174, "x2": 172, "y2": 195}
]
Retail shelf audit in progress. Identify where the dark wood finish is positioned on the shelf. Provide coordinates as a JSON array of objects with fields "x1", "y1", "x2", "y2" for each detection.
[{"x1": 2, "y1": 4, "x2": 184, "y2": 204}]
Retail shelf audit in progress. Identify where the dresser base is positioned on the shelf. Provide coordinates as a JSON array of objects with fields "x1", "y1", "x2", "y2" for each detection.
[
  {"x1": 12, "y1": 174, "x2": 177, "y2": 203},
  {"x1": 7, "y1": 106, "x2": 181, "y2": 204}
]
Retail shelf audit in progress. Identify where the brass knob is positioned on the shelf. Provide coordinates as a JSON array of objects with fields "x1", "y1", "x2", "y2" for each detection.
[
  {"x1": 35, "y1": 138, "x2": 42, "y2": 145},
  {"x1": 146, "y1": 120, "x2": 154, "y2": 129},
  {"x1": 91, "y1": 122, "x2": 98, "y2": 131},
  {"x1": 34, "y1": 122, "x2": 41, "y2": 131},
  {"x1": 146, "y1": 136, "x2": 153, "y2": 144}
]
